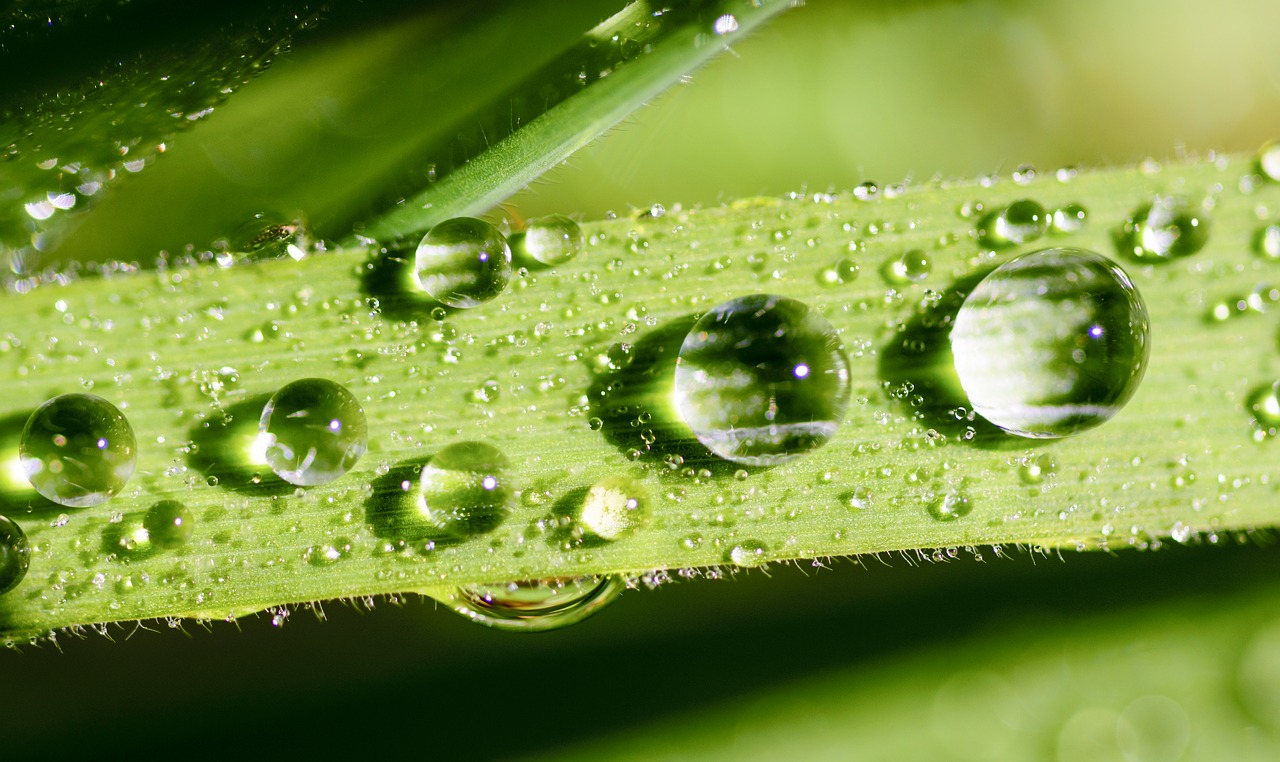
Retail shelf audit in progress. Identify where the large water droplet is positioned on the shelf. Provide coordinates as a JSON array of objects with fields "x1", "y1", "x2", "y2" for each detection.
[
  {"x1": 516, "y1": 214, "x2": 584, "y2": 266},
  {"x1": 21, "y1": 393, "x2": 137, "y2": 506},
  {"x1": 674, "y1": 294, "x2": 851, "y2": 465},
  {"x1": 438, "y1": 575, "x2": 622, "y2": 632},
  {"x1": 414, "y1": 217, "x2": 512, "y2": 308},
  {"x1": 951, "y1": 248, "x2": 1149, "y2": 438},
  {"x1": 418, "y1": 442, "x2": 513, "y2": 537},
  {"x1": 144, "y1": 500, "x2": 193, "y2": 549},
  {"x1": 928, "y1": 491, "x2": 973, "y2": 521},
  {"x1": 0, "y1": 515, "x2": 31, "y2": 594},
  {"x1": 258, "y1": 378, "x2": 367, "y2": 486},
  {"x1": 1121, "y1": 196, "x2": 1210, "y2": 261},
  {"x1": 579, "y1": 475, "x2": 648, "y2": 540}
]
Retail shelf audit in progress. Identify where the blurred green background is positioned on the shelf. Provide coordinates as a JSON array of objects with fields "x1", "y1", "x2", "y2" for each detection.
[{"x1": 5, "y1": 0, "x2": 1280, "y2": 758}]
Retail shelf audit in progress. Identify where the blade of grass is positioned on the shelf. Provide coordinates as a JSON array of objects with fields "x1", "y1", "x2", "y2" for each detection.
[
  {"x1": 356, "y1": 0, "x2": 792, "y2": 243},
  {"x1": 0, "y1": 155, "x2": 1277, "y2": 643}
]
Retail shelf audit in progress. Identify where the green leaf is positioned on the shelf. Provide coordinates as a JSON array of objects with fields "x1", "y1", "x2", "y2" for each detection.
[{"x1": 1, "y1": 153, "x2": 1278, "y2": 642}]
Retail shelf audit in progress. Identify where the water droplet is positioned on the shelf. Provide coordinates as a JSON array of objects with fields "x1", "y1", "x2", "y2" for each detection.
[
  {"x1": 229, "y1": 211, "x2": 307, "y2": 261},
  {"x1": 882, "y1": 249, "x2": 931, "y2": 283},
  {"x1": 853, "y1": 181, "x2": 880, "y2": 201},
  {"x1": 21, "y1": 393, "x2": 137, "y2": 507},
  {"x1": 414, "y1": 217, "x2": 512, "y2": 308},
  {"x1": 419, "y1": 442, "x2": 513, "y2": 537},
  {"x1": 1018, "y1": 453, "x2": 1057, "y2": 484},
  {"x1": 728, "y1": 540, "x2": 768, "y2": 567},
  {"x1": 143, "y1": 500, "x2": 193, "y2": 550},
  {"x1": 928, "y1": 491, "x2": 972, "y2": 521},
  {"x1": 517, "y1": 214, "x2": 583, "y2": 266},
  {"x1": 1247, "y1": 380, "x2": 1280, "y2": 438},
  {"x1": 1259, "y1": 139, "x2": 1280, "y2": 182},
  {"x1": 981, "y1": 199, "x2": 1048, "y2": 246},
  {"x1": 258, "y1": 378, "x2": 367, "y2": 486},
  {"x1": 674, "y1": 294, "x2": 852, "y2": 465},
  {"x1": 439, "y1": 575, "x2": 623, "y2": 632},
  {"x1": 1012, "y1": 164, "x2": 1037, "y2": 184},
  {"x1": 1256, "y1": 224, "x2": 1280, "y2": 259},
  {"x1": 951, "y1": 248, "x2": 1149, "y2": 438},
  {"x1": 0, "y1": 515, "x2": 31, "y2": 594},
  {"x1": 579, "y1": 475, "x2": 648, "y2": 541},
  {"x1": 1051, "y1": 203, "x2": 1088, "y2": 234},
  {"x1": 840, "y1": 486, "x2": 872, "y2": 509},
  {"x1": 1121, "y1": 196, "x2": 1210, "y2": 261}
]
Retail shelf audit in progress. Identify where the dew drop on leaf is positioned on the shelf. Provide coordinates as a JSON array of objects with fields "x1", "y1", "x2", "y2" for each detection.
[
  {"x1": 0, "y1": 515, "x2": 31, "y2": 594},
  {"x1": 437, "y1": 575, "x2": 623, "y2": 632},
  {"x1": 1121, "y1": 195, "x2": 1210, "y2": 261},
  {"x1": 20, "y1": 393, "x2": 137, "y2": 507},
  {"x1": 414, "y1": 217, "x2": 512, "y2": 308},
  {"x1": 418, "y1": 441, "x2": 513, "y2": 537},
  {"x1": 674, "y1": 294, "x2": 851, "y2": 465},
  {"x1": 258, "y1": 378, "x2": 367, "y2": 486},
  {"x1": 950, "y1": 248, "x2": 1149, "y2": 438}
]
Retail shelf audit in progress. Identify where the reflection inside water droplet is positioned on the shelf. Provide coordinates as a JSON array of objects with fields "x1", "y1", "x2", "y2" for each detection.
[
  {"x1": 20, "y1": 393, "x2": 137, "y2": 507},
  {"x1": 437, "y1": 575, "x2": 623, "y2": 632}
]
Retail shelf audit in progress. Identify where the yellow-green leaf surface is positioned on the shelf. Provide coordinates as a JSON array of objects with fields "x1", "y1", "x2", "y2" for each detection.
[{"x1": 2, "y1": 154, "x2": 1278, "y2": 643}]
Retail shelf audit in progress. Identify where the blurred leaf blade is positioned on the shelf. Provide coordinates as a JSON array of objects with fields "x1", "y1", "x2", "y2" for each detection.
[
  {"x1": 358, "y1": 0, "x2": 792, "y2": 242},
  {"x1": 0, "y1": 0, "x2": 328, "y2": 270}
]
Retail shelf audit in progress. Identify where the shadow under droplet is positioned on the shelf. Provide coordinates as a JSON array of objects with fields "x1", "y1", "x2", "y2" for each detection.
[
  {"x1": 586, "y1": 315, "x2": 742, "y2": 476},
  {"x1": 186, "y1": 394, "x2": 293, "y2": 496},
  {"x1": 364, "y1": 455, "x2": 465, "y2": 550},
  {"x1": 544, "y1": 484, "x2": 596, "y2": 550},
  {"x1": 876, "y1": 267, "x2": 1026, "y2": 451},
  {"x1": 360, "y1": 244, "x2": 456, "y2": 322}
]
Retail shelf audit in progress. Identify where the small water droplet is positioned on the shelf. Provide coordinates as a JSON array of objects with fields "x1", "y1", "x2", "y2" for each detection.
[
  {"x1": 674, "y1": 294, "x2": 851, "y2": 465},
  {"x1": 1121, "y1": 196, "x2": 1210, "y2": 261},
  {"x1": 414, "y1": 217, "x2": 512, "y2": 308},
  {"x1": 928, "y1": 491, "x2": 972, "y2": 521},
  {"x1": 1051, "y1": 203, "x2": 1088, "y2": 234},
  {"x1": 516, "y1": 214, "x2": 584, "y2": 266},
  {"x1": 439, "y1": 575, "x2": 623, "y2": 632},
  {"x1": 579, "y1": 475, "x2": 648, "y2": 541},
  {"x1": 21, "y1": 393, "x2": 137, "y2": 507},
  {"x1": 1018, "y1": 453, "x2": 1057, "y2": 484},
  {"x1": 981, "y1": 199, "x2": 1048, "y2": 246},
  {"x1": 882, "y1": 249, "x2": 931, "y2": 283},
  {"x1": 951, "y1": 248, "x2": 1149, "y2": 438},
  {"x1": 144, "y1": 500, "x2": 193, "y2": 550},
  {"x1": 229, "y1": 211, "x2": 308, "y2": 261},
  {"x1": 258, "y1": 378, "x2": 368, "y2": 486},
  {"x1": 0, "y1": 515, "x2": 31, "y2": 594},
  {"x1": 728, "y1": 540, "x2": 768, "y2": 567},
  {"x1": 840, "y1": 486, "x2": 872, "y2": 509},
  {"x1": 853, "y1": 181, "x2": 880, "y2": 201},
  {"x1": 1012, "y1": 164, "x2": 1037, "y2": 184},
  {"x1": 419, "y1": 442, "x2": 513, "y2": 537}
]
